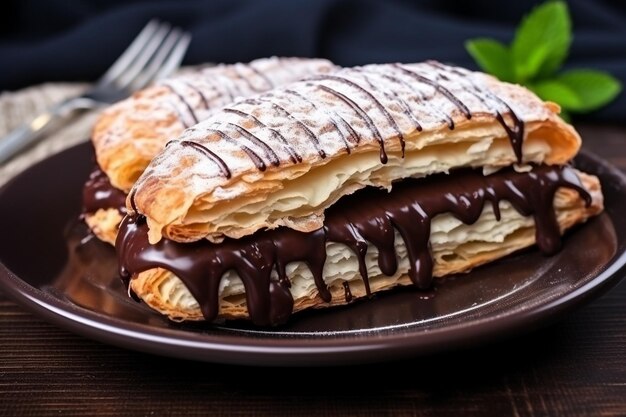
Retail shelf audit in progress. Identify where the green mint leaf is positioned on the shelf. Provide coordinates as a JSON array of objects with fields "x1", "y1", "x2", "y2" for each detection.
[
  {"x1": 557, "y1": 69, "x2": 622, "y2": 112},
  {"x1": 511, "y1": 1, "x2": 571, "y2": 81},
  {"x1": 516, "y1": 43, "x2": 551, "y2": 82},
  {"x1": 528, "y1": 79, "x2": 583, "y2": 110},
  {"x1": 529, "y1": 70, "x2": 622, "y2": 114},
  {"x1": 465, "y1": 39, "x2": 515, "y2": 82},
  {"x1": 464, "y1": 1, "x2": 621, "y2": 116}
]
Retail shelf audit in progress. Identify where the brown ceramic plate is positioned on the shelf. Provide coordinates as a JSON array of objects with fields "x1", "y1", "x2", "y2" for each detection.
[{"x1": 0, "y1": 143, "x2": 624, "y2": 366}]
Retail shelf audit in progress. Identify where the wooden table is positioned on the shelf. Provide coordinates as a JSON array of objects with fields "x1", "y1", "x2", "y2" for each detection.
[{"x1": 1, "y1": 125, "x2": 624, "y2": 416}]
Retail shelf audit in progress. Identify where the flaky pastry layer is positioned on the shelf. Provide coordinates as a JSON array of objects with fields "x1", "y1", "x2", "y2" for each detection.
[
  {"x1": 128, "y1": 171, "x2": 602, "y2": 322},
  {"x1": 92, "y1": 57, "x2": 336, "y2": 192},
  {"x1": 84, "y1": 209, "x2": 123, "y2": 245},
  {"x1": 129, "y1": 62, "x2": 582, "y2": 244}
]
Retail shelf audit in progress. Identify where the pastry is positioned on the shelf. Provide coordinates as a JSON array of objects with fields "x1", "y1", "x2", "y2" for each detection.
[
  {"x1": 82, "y1": 57, "x2": 337, "y2": 244},
  {"x1": 130, "y1": 62, "x2": 582, "y2": 244},
  {"x1": 117, "y1": 61, "x2": 604, "y2": 326}
]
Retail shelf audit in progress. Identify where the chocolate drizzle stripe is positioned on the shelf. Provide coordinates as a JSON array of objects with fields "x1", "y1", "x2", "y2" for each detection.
[
  {"x1": 378, "y1": 72, "x2": 427, "y2": 100},
  {"x1": 207, "y1": 75, "x2": 234, "y2": 103},
  {"x1": 179, "y1": 140, "x2": 232, "y2": 178},
  {"x1": 162, "y1": 83, "x2": 200, "y2": 125},
  {"x1": 481, "y1": 91, "x2": 525, "y2": 163},
  {"x1": 164, "y1": 101, "x2": 191, "y2": 128},
  {"x1": 426, "y1": 62, "x2": 525, "y2": 162},
  {"x1": 357, "y1": 69, "x2": 423, "y2": 135},
  {"x1": 394, "y1": 64, "x2": 472, "y2": 120},
  {"x1": 315, "y1": 112, "x2": 352, "y2": 155},
  {"x1": 311, "y1": 74, "x2": 405, "y2": 156},
  {"x1": 205, "y1": 127, "x2": 266, "y2": 171},
  {"x1": 233, "y1": 64, "x2": 264, "y2": 92},
  {"x1": 494, "y1": 111, "x2": 525, "y2": 163},
  {"x1": 193, "y1": 75, "x2": 225, "y2": 107},
  {"x1": 283, "y1": 89, "x2": 352, "y2": 154},
  {"x1": 223, "y1": 72, "x2": 245, "y2": 98},
  {"x1": 376, "y1": 70, "x2": 454, "y2": 129},
  {"x1": 245, "y1": 97, "x2": 327, "y2": 159},
  {"x1": 317, "y1": 85, "x2": 388, "y2": 164},
  {"x1": 225, "y1": 122, "x2": 280, "y2": 167},
  {"x1": 333, "y1": 113, "x2": 361, "y2": 144},
  {"x1": 222, "y1": 108, "x2": 301, "y2": 164},
  {"x1": 179, "y1": 80, "x2": 210, "y2": 109},
  {"x1": 287, "y1": 88, "x2": 361, "y2": 145},
  {"x1": 436, "y1": 110, "x2": 455, "y2": 130},
  {"x1": 247, "y1": 64, "x2": 275, "y2": 89},
  {"x1": 128, "y1": 188, "x2": 138, "y2": 213},
  {"x1": 117, "y1": 165, "x2": 591, "y2": 326}
]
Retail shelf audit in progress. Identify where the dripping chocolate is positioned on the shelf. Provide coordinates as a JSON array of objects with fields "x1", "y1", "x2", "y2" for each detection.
[
  {"x1": 82, "y1": 167, "x2": 127, "y2": 215},
  {"x1": 103, "y1": 61, "x2": 602, "y2": 327},
  {"x1": 117, "y1": 165, "x2": 591, "y2": 326}
]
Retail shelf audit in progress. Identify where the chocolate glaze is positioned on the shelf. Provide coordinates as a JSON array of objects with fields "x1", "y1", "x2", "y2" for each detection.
[
  {"x1": 343, "y1": 281, "x2": 354, "y2": 303},
  {"x1": 495, "y1": 111, "x2": 525, "y2": 163},
  {"x1": 82, "y1": 167, "x2": 127, "y2": 214},
  {"x1": 117, "y1": 165, "x2": 591, "y2": 326}
]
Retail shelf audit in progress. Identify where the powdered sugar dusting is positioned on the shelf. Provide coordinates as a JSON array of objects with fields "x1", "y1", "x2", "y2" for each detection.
[
  {"x1": 93, "y1": 57, "x2": 337, "y2": 190},
  {"x1": 154, "y1": 57, "x2": 339, "y2": 128},
  {"x1": 134, "y1": 61, "x2": 553, "y2": 201}
]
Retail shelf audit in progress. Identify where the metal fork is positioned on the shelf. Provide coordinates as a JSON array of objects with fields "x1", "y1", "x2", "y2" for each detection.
[{"x1": 0, "y1": 20, "x2": 191, "y2": 164}]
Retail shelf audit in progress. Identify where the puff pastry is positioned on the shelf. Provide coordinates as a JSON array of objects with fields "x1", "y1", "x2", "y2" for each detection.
[
  {"x1": 118, "y1": 168, "x2": 602, "y2": 324},
  {"x1": 93, "y1": 56, "x2": 336, "y2": 192},
  {"x1": 117, "y1": 61, "x2": 604, "y2": 326},
  {"x1": 83, "y1": 57, "x2": 337, "y2": 244},
  {"x1": 128, "y1": 61, "x2": 581, "y2": 244}
]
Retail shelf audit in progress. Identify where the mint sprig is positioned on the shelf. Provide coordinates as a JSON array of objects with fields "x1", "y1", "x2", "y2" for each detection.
[{"x1": 465, "y1": 1, "x2": 621, "y2": 120}]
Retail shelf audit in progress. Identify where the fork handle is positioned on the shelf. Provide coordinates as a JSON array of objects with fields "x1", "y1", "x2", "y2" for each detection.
[{"x1": 0, "y1": 97, "x2": 96, "y2": 165}]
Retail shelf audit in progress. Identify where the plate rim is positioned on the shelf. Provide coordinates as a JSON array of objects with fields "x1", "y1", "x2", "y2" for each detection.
[{"x1": 1, "y1": 146, "x2": 625, "y2": 366}]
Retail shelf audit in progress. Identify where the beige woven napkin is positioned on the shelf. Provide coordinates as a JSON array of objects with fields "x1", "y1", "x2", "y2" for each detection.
[
  {"x1": 0, "y1": 65, "x2": 202, "y2": 187},
  {"x1": 0, "y1": 82, "x2": 98, "y2": 186}
]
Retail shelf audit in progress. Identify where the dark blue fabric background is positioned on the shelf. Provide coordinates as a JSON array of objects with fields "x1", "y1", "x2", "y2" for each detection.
[{"x1": 1, "y1": 0, "x2": 624, "y2": 123}]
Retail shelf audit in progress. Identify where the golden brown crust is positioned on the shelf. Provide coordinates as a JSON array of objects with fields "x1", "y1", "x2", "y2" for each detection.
[
  {"x1": 92, "y1": 57, "x2": 337, "y2": 192},
  {"x1": 84, "y1": 57, "x2": 337, "y2": 244},
  {"x1": 129, "y1": 62, "x2": 582, "y2": 244},
  {"x1": 129, "y1": 171, "x2": 603, "y2": 322},
  {"x1": 83, "y1": 209, "x2": 123, "y2": 245}
]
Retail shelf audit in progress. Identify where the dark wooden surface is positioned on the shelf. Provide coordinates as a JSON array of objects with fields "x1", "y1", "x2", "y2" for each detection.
[{"x1": 1, "y1": 125, "x2": 625, "y2": 416}]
